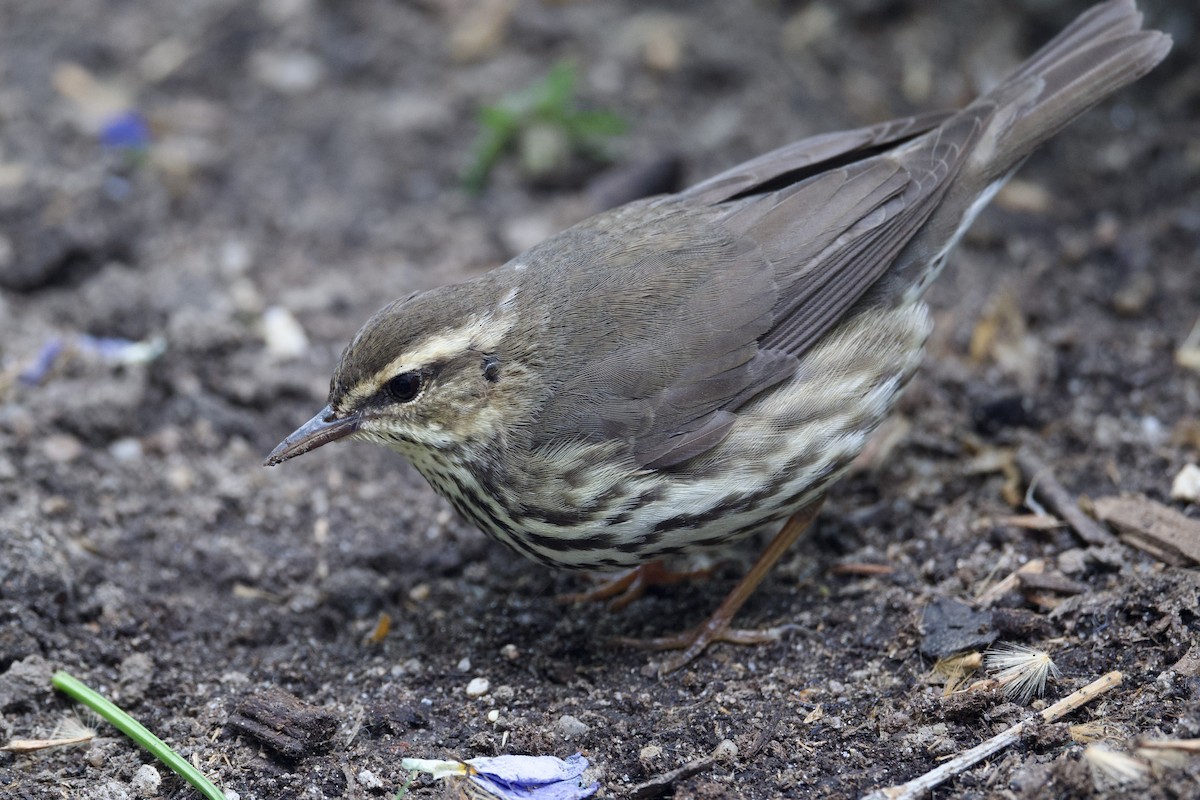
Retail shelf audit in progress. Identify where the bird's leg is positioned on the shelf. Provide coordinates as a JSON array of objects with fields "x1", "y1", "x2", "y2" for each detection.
[
  {"x1": 559, "y1": 561, "x2": 715, "y2": 612},
  {"x1": 618, "y1": 498, "x2": 825, "y2": 674}
]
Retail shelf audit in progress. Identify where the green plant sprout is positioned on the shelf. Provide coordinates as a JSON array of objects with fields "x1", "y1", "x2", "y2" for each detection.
[
  {"x1": 463, "y1": 62, "x2": 625, "y2": 191},
  {"x1": 51, "y1": 671, "x2": 227, "y2": 800}
]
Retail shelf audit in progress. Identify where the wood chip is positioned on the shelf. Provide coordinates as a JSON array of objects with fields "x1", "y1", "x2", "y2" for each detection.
[
  {"x1": 1092, "y1": 494, "x2": 1200, "y2": 566},
  {"x1": 228, "y1": 688, "x2": 339, "y2": 759},
  {"x1": 977, "y1": 559, "x2": 1044, "y2": 607},
  {"x1": 1016, "y1": 571, "x2": 1088, "y2": 596},
  {"x1": 1016, "y1": 450, "x2": 1116, "y2": 546},
  {"x1": 1169, "y1": 642, "x2": 1200, "y2": 677}
]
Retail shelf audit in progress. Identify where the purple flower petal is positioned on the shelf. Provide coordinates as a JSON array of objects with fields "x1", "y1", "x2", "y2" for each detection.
[
  {"x1": 100, "y1": 111, "x2": 151, "y2": 150},
  {"x1": 18, "y1": 339, "x2": 65, "y2": 385},
  {"x1": 466, "y1": 753, "x2": 598, "y2": 800}
]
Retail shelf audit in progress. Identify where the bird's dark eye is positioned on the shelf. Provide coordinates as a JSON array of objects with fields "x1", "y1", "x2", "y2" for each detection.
[{"x1": 385, "y1": 371, "x2": 422, "y2": 403}]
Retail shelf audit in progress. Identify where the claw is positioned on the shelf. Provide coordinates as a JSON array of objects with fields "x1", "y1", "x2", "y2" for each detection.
[
  {"x1": 558, "y1": 561, "x2": 715, "y2": 611},
  {"x1": 611, "y1": 499, "x2": 825, "y2": 674}
]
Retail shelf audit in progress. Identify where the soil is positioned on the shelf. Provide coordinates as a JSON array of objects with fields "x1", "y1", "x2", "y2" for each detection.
[{"x1": 2, "y1": 1, "x2": 1198, "y2": 798}]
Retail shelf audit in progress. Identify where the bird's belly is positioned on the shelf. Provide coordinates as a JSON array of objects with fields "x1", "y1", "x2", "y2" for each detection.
[{"x1": 411, "y1": 302, "x2": 932, "y2": 571}]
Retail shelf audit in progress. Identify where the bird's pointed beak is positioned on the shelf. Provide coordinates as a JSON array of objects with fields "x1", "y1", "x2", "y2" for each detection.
[{"x1": 264, "y1": 404, "x2": 360, "y2": 466}]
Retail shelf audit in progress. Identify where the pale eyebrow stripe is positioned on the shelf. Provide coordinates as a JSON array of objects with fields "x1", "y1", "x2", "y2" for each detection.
[{"x1": 341, "y1": 288, "x2": 522, "y2": 406}]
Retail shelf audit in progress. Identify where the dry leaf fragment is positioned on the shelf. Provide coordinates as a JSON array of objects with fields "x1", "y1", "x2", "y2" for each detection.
[{"x1": 1093, "y1": 494, "x2": 1200, "y2": 566}]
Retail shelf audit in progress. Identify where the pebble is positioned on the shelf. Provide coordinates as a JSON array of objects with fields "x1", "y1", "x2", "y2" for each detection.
[
  {"x1": 42, "y1": 433, "x2": 83, "y2": 463},
  {"x1": 466, "y1": 677, "x2": 490, "y2": 697},
  {"x1": 251, "y1": 50, "x2": 324, "y2": 94},
  {"x1": 356, "y1": 770, "x2": 383, "y2": 790},
  {"x1": 1170, "y1": 464, "x2": 1200, "y2": 503},
  {"x1": 457, "y1": 656, "x2": 472, "y2": 672},
  {"x1": 712, "y1": 738, "x2": 738, "y2": 763},
  {"x1": 262, "y1": 306, "x2": 309, "y2": 360},
  {"x1": 555, "y1": 714, "x2": 590, "y2": 739},
  {"x1": 109, "y1": 437, "x2": 143, "y2": 462},
  {"x1": 500, "y1": 643, "x2": 520, "y2": 660},
  {"x1": 639, "y1": 744, "x2": 662, "y2": 762},
  {"x1": 448, "y1": 0, "x2": 513, "y2": 62},
  {"x1": 487, "y1": 709, "x2": 500, "y2": 723},
  {"x1": 131, "y1": 764, "x2": 161, "y2": 797},
  {"x1": 166, "y1": 465, "x2": 194, "y2": 492}
]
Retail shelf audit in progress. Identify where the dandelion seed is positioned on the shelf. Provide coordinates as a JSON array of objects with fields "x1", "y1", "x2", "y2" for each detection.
[
  {"x1": 1083, "y1": 744, "x2": 1149, "y2": 788},
  {"x1": 984, "y1": 642, "x2": 1059, "y2": 704},
  {"x1": 1, "y1": 712, "x2": 97, "y2": 752}
]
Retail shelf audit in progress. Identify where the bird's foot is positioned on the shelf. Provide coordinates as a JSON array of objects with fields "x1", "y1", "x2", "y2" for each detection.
[
  {"x1": 558, "y1": 561, "x2": 714, "y2": 611},
  {"x1": 615, "y1": 615, "x2": 798, "y2": 675},
  {"x1": 614, "y1": 498, "x2": 825, "y2": 674}
]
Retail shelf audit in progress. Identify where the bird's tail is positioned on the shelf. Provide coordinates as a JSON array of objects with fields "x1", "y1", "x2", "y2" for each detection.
[
  {"x1": 965, "y1": 0, "x2": 1170, "y2": 186},
  {"x1": 883, "y1": 0, "x2": 1171, "y2": 295}
]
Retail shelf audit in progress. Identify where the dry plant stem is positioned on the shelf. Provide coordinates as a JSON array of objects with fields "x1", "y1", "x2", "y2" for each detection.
[
  {"x1": 620, "y1": 498, "x2": 824, "y2": 673},
  {"x1": 1016, "y1": 449, "x2": 1115, "y2": 545},
  {"x1": 863, "y1": 671, "x2": 1125, "y2": 800},
  {"x1": 1136, "y1": 738, "x2": 1200, "y2": 753}
]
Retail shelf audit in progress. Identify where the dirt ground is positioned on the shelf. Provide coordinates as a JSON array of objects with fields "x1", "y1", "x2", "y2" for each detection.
[{"x1": 2, "y1": 1, "x2": 1198, "y2": 798}]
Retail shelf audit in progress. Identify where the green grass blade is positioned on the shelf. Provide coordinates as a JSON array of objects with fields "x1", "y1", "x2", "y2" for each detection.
[{"x1": 51, "y1": 670, "x2": 227, "y2": 800}]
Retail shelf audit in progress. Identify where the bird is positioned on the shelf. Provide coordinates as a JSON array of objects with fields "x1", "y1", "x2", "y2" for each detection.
[{"x1": 266, "y1": 1, "x2": 1170, "y2": 672}]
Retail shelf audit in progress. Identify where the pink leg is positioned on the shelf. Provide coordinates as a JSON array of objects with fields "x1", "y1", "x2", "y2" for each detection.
[
  {"x1": 618, "y1": 498, "x2": 825, "y2": 674},
  {"x1": 559, "y1": 561, "x2": 715, "y2": 612}
]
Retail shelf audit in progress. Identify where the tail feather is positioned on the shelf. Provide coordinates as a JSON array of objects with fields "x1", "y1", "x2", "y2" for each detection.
[
  {"x1": 970, "y1": 0, "x2": 1171, "y2": 182},
  {"x1": 884, "y1": 0, "x2": 1170, "y2": 299}
]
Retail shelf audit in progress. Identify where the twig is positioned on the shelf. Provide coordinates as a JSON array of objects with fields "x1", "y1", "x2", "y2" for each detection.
[
  {"x1": 862, "y1": 671, "x2": 1124, "y2": 800},
  {"x1": 1015, "y1": 449, "x2": 1115, "y2": 546}
]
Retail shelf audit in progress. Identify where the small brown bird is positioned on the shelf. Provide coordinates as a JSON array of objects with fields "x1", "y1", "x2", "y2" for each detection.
[{"x1": 267, "y1": 1, "x2": 1170, "y2": 671}]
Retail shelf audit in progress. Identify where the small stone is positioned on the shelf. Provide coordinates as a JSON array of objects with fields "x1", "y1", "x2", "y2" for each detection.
[
  {"x1": 487, "y1": 709, "x2": 500, "y2": 723},
  {"x1": 457, "y1": 656, "x2": 472, "y2": 672},
  {"x1": 712, "y1": 738, "x2": 738, "y2": 763},
  {"x1": 465, "y1": 677, "x2": 489, "y2": 697},
  {"x1": 500, "y1": 643, "x2": 520, "y2": 660},
  {"x1": 0, "y1": 655, "x2": 54, "y2": 710},
  {"x1": 262, "y1": 306, "x2": 309, "y2": 360},
  {"x1": 40, "y1": 495, "x2": 71, "y2": 516},
  {"x1": 42, "y1": 433, "x2": 83, "y2": 463},
  {"x1": 1112, "y1": 272, "x2": 1155, "y2": 316},
  {"x1": 356, "y1": 769, "x2": 383, "y2": 790},
  {"x1": 251, "y1": 50, "x2": 324, "y2": 94},
  {"x1": 448, "y1": 0, "x2": 513, "y2": 62},
  {"x1": 166, "y1": 465, "x2": 194, "y2": 492},
  {"x1": 131, "y1": 763, "x2": 161, "y2": 797},
  {"x1": 120, "y1": 652, "x2": 154, "y2": 695},
  {"x1": 109, "y1": 437, "x2": 143, "y2": 462},
  {"x1": 409, "y1": 583, "x2": 431, "y2": 602},
  {"x1": 555, "y1": 714, "x2": 590, "y2": 739},
  {"x1": 1170, "y1": 464, "x2": 1200, "y2": 503}
]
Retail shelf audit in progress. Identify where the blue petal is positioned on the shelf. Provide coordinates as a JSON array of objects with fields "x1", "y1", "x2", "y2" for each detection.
[
  {"x1": 18, "y1": 339, "x2": 65, "y2": 385},
  {"x1": 100, "y1": 112, "x2": 151, "y2": 150},
  {"x1": 466, "y1": 754, "x2": 598, "y2": 800}
]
